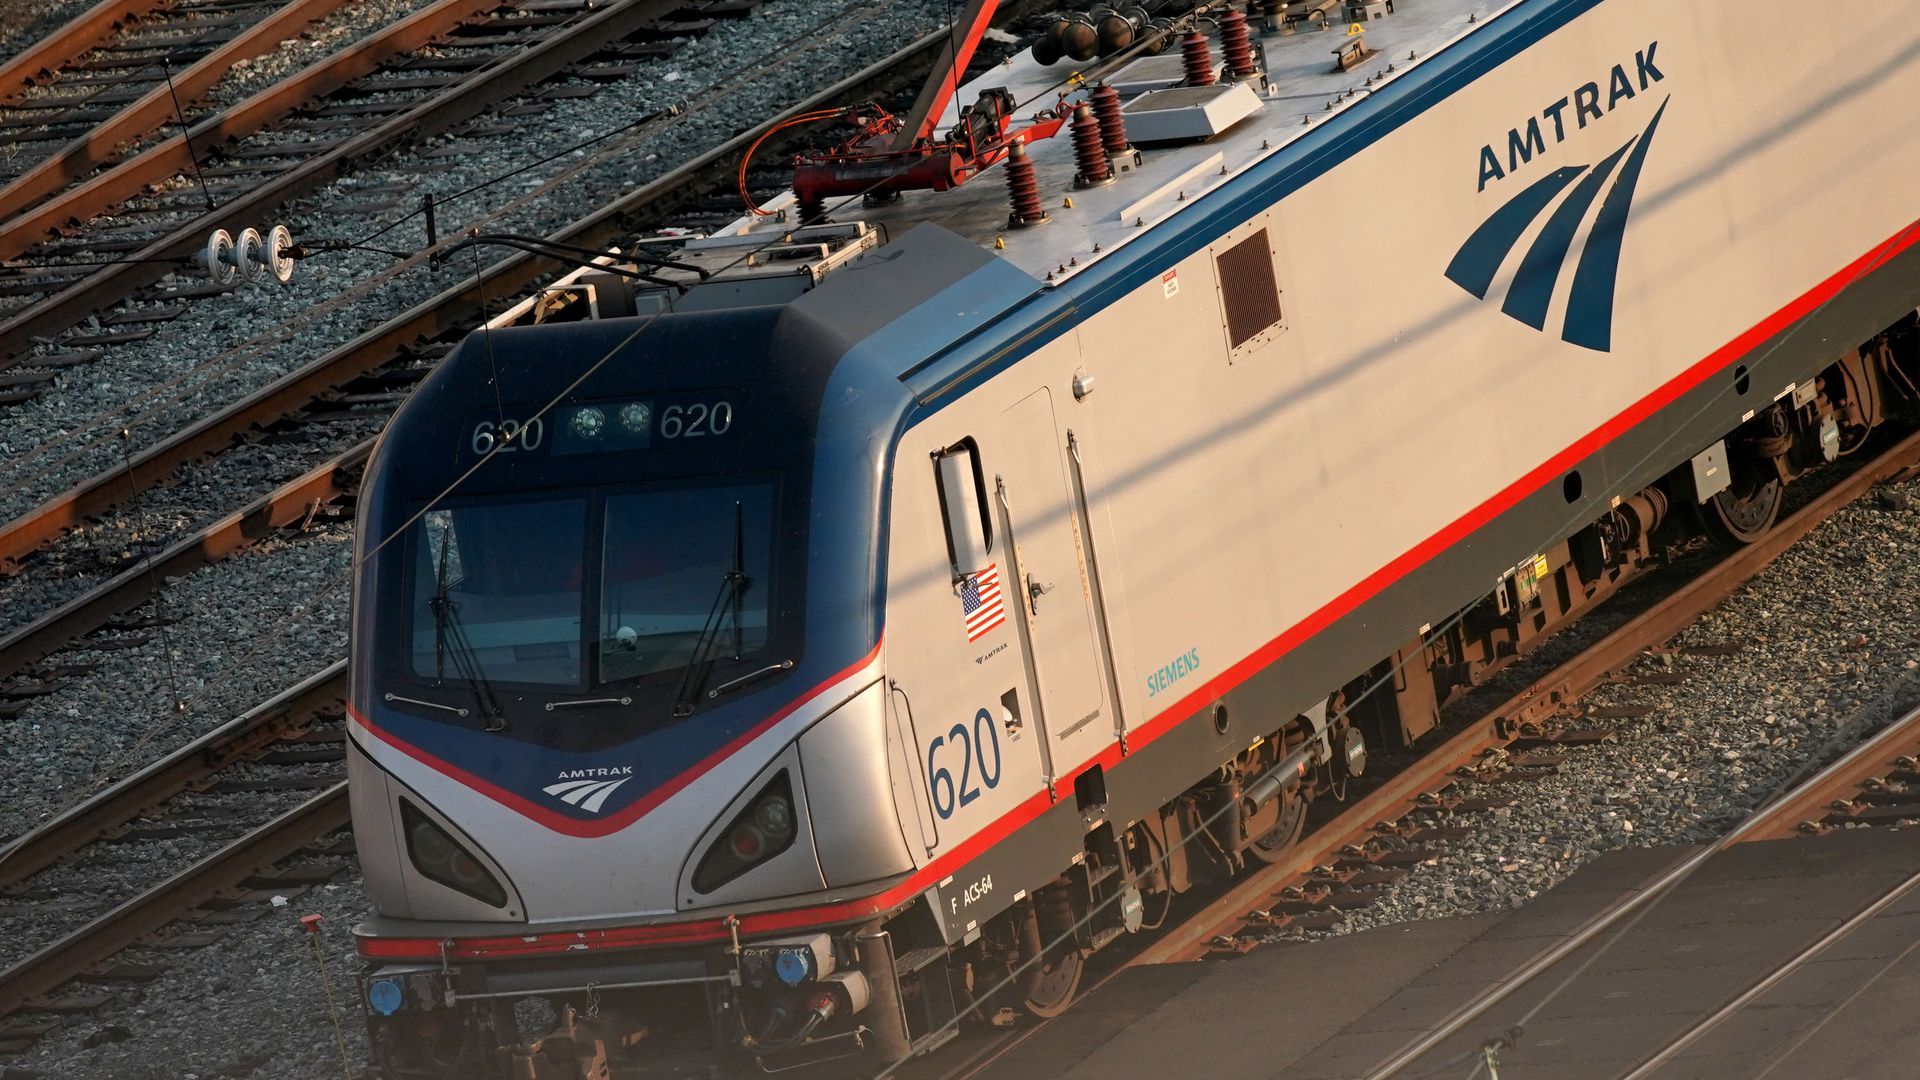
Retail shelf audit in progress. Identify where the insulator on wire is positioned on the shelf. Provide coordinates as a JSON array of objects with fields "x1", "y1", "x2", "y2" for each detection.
[
  {"x1": 1058, "y1": 15, "x2": 1099, "y2": 62},
  {"x1": 1070, "y1": 104, "x2": 1112, "y2": 187},
  {"x1": 1181, "y1": 31, "x2": 1217, "y2": 86},
  {"x1": 1095, "y1": 11, "x2": 1134, "y2": 55},
  {"x1": 1091, "y1": 84, "x2": 1131, "y2": 158},
  {"x1": 1220, "y1": 9, "x2": 1258, "y2": 79},
  {"x1": 1004, "y1": 142, "x2": 1048, "y2": 228}
]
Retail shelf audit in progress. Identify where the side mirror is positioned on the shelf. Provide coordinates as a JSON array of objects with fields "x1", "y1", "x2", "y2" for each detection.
[{"x1": 934, "y1": 441, "x2": 993, "y2": 579}]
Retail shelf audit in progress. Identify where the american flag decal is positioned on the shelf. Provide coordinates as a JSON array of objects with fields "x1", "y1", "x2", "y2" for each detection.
[{"x1": 959, "y1": 563, "x2": 1007, "y2": 642}]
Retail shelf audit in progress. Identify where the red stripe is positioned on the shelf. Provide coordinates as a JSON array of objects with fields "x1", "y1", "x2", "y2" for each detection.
[
  {"x1": 351, "y1": 640, "x2": 883, "y2": 839},
  {"x1": 967, "y1": 613, "x2": 1006, "y2": 642},
  {"x1": 358, "y1": 217, "x2": 1920, "y2": 962}
]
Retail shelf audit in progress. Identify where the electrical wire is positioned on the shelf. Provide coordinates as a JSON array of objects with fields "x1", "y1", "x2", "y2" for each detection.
[{"x1": 738, "y1": 107, "x2": 852, "y2": 216}]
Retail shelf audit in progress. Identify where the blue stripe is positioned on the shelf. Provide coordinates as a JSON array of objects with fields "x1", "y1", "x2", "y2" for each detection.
[
  {"x1": 1445, "y1": 164, "x2": 1587, "y2": 300},
  {"x1": 1502, "y1": 138, "x2": 1630, "y2": 329},
  {"x1": 1565, "y1": 95, "x2": 1669, "y2": 351}
]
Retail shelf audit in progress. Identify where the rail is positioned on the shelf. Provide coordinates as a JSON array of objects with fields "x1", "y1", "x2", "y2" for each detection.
[
  {"x1": 0, "y1": 0, "x2": 505, "y2": 248},
  {"x1": 0, "y1": 783, "x2": 349, "y2": 1019},
  {"x1": 0, "y1": 0, "x2": 716, "y2": 363},
  {"x1": 0, "y1": 0, "x2": 173, "y2": 105},
  {"x1": 0, "y1": 443, "x2": 365, "y2": 665},
  {"x1": 0, "y1": 660, "x2": 346, "y2": 890}
]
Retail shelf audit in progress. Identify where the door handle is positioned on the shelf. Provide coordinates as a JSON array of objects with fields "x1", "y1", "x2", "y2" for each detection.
[{"x1": 1026, "y1": 573, "x2": 1054, "y2": 612}]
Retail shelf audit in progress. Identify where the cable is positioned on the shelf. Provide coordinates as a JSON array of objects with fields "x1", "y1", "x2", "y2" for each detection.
[
  {"x1": 158, "y1": 53, "x2": 216, "y2": 213},
  {"x1": 739, "y1": 107, "x2": 851, "y2": 217}
]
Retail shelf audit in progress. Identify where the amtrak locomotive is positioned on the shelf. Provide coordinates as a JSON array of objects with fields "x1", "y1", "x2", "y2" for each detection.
[{"x1": 347, "y1": 0, "x2": 1920, "y2": 1074}]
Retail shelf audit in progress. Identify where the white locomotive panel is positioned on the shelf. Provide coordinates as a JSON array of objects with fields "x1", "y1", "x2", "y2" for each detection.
[{"x1": 841, "y1": 0, "x2": 1920, "y2": 868}]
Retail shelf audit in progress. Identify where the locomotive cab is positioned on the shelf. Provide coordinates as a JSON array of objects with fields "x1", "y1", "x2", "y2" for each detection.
[{"x1": 347, "y1": 290, "x2": 939, "y2": 1074}]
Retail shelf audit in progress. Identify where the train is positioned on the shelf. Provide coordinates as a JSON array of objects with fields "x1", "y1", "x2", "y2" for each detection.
[{"x1": 343, "y1": 0, "x2": 1920, "y2": 1075}]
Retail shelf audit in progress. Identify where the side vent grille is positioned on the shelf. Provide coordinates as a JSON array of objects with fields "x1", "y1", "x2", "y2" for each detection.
[{"x1": 1216, "y1": 228, "x2": 1283, "y2": 352}]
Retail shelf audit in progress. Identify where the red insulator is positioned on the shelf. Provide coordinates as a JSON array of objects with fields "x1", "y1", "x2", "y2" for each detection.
[
  {"x1": 1220, "y1": 9, "x2": 1257, "y2": 79},
  {"x1": 1092, "y1": 83, "x2": 1130, "y2": 158},
  {"x1": 796, "y1": 191, "x2": 826, "y2": 225},
  {"x1": 1070, "y1": 104, "x2": 1111, "y2": 186},
  {"x1": 1181, "y1": 30, "x2": 1216, "y2": 87},
  {"x1": 1004, "y1": 142, "x2": 1048, "y2": 227}
]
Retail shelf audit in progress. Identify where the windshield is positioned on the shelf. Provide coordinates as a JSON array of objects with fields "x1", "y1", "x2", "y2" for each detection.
[
  {"x1": 412, "y1": 499, "x2": 585, "y2": 688},
  {"x1": 407, "y1": 481, "x2": 776, "y2": 693},
  {"x1": 600, "y1": 484, "x2": 772, "y2": 682}
]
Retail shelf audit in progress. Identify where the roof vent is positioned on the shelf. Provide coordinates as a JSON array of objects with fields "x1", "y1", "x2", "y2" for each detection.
[{"x1": 1119, "y1": 82, "x2": 1264, "y2": 144}]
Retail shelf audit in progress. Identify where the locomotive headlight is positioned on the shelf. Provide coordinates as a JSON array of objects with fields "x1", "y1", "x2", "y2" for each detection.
[
  {"x1": 729, "y1": 823, "x2": 765, "y2": 860},
  {"x1": 692, "y1": 772, "x2": 798, "y2": 894},
  {"x1": 618, "y1": 401, "x2": 652, "y2": 434},
  {"x1": 400, "y1": 799, "x2": 508, "y2": 907},
  {"x1": 570, "y1": 406, "x2": 606, "y2": 440}
]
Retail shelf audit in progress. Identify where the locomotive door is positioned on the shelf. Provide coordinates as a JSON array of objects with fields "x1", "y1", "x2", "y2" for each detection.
[{"x1": 994, "y1": 388, "x2": 1110, "y2": 786}]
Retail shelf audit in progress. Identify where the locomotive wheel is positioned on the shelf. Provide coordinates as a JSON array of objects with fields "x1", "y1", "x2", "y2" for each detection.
[
  {"x1": 1021, "y1": 948, "x2": 1084, "y2": 1018},
  {"x1": 1700, "y1": 476, "x2": 1783, "y2": 545},
  {"x1": 1245, "y1": 783, "x2": 1309, "y2": 865}
]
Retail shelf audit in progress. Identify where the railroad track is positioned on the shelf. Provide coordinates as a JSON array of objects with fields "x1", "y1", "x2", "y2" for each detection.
[
  {"x1": 0, "y1": 0, "x2": 776, "y2": 370},
  {"x1": 0, "y1": 0, "x2": 507, "y2": 243},
  {"x1": 0, "y1": 663, "x2": 348, "y2": 1051},
  {"x1": 0, "y1": 0, "x2": 351, "y2": 205}
]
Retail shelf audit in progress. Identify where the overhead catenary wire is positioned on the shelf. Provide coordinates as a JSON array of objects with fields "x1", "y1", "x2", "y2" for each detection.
[{"x1": 158, "y1": 52, "x2": 217, "y2": 214}]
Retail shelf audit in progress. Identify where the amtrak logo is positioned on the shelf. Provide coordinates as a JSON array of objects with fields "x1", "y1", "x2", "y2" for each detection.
[
  {"x1": 543, "y1": 767, "x2": 634, "y2": 814},
  {"x1": 1447, "y1": 83, "x2": 1670, "y2": 353}
]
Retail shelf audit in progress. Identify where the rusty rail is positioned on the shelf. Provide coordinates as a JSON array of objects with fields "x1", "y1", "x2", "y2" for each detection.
[
  {"x1": 0, "y1": 783, "x2": 349, "y2": 1019},
  {"x1": 0, "y1": 0, "x2": 701, "y2": 364},
  {"x1": 0, "y1": 0, "x2": 506, "y2": 258},
  {"x1": 1136, "y1": 424, "x2": 1920, "y2": 966},
  {"x1": 0, "y1": 442, "x2": 365, "y2": 667},
  {"x1": 0, "y1": 0, "x2": 353, "y2": 226},
  {"x1": 0, "y1": 25, "x2": 955, "y2": 568},
  {"x1": 0, "y1": 660, "x2": 345, "y2": 890},
  {"x1": 0, "y1": 0, "x2": 175, "y2": 106},
  {"x1": 1735, "y1": 699, "x2": 1920, "y2": 842}
]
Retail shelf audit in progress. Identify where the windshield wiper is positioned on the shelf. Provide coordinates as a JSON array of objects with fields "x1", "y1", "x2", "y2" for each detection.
[
  {"x1": 672, "y1": 502, "x2": 750, "y2": 718},
  {"x1": 708, "y1": 659, "x2": 794, "y2": 701},
  {"x1": 430, "y1": 532, "x2": 507, "y2": 731}
]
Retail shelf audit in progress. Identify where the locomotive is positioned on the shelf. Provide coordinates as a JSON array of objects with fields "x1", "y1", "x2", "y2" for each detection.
[{"x1": 346, "y1": 0, "x2": 1920, "y2": 1074}]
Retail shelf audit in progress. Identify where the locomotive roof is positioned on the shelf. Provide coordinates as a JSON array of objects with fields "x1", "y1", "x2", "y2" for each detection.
[{"x1": 705, "y1": 0, "x2": 1505, "y2": 289}]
